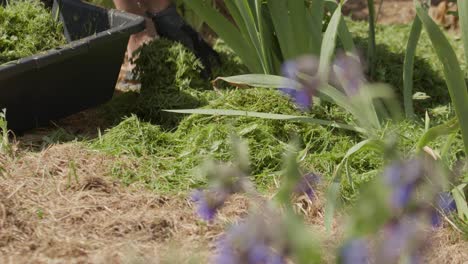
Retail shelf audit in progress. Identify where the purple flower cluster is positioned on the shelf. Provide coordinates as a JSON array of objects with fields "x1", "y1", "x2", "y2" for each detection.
[
  {"x1": 383, "y1": 158, "x2": 457, "y2": 225},
  {"x1": 191, "y1": 189, "x2": 229, "y2": 222},
  {"x1": 339, "y1": 158, "x2": 458, "y2": 264},
  {"x1": 191, "y1": 162, "x2": 253, "y2": 222},
  {"x1": 332, "y1": 52, "x2": 365, "y2": 96},
  {"x1": 280, "y1": 52, "x2": 365, "y2": 110},
  {"x1": 294, "y1": 173, "x2": 321, "y2": 199},
  {"x1": 377, "y1": 217, "x2": 424, "y2": 264},
  {"x1": 383, "y1": 159, "x2": 424, "y2": 211},
  {"x1": 431, "y1": 192, "x2": 457, "y2": 227},
  {"x1": 280, "y1": 56, "x2": 320, "y2": 111},
  {"x1": 338, "y1": 239, "x2": 369, "y2": 264},
  {"x1": 213, "y1": 217, "x2": 286, "y2": 264}
]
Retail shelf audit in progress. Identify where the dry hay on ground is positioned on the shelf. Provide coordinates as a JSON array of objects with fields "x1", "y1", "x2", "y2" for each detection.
[
  {"x1": 0, "y1": 143, "x2": 466, "y2": 263},
  {"x1": 0, "y1": 143, "x2": 248, "y2": 263},
  {"x1": 427, "y1": 228, "x2": 468, "y2": 264}
]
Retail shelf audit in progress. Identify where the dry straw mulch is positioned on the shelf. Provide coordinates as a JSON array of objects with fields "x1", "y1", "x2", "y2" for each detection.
[
  {"x1": 0, "y1": 143, "x2": 466, "y2": 263},
  {"x1": 0, "y1": 144, "x2": 248, "y2": 263}
]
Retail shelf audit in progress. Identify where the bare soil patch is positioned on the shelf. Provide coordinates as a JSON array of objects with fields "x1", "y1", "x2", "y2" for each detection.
[
  {"x1": 345, "y1": 0, "x2": 459, "y2": 30},
  {"x1": 344, "y1": 0, "x2": 416, "y2": 24}
]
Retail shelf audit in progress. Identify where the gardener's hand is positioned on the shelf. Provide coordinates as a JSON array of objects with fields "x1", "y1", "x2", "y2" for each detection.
[{"x1": 146, "y1": 5, "x2": 221, "y2": 79}]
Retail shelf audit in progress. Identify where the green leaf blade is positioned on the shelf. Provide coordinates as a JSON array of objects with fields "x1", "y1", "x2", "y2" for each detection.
[
  {"x1": 416, "y1": 4, "x2": 468, "y2": 157},
  {"x1": 165, "y1": 108, "x2": 365, "y2": 133},
  {"x1": 403, "y1": 17, "x2": 422, "y2": 119}
]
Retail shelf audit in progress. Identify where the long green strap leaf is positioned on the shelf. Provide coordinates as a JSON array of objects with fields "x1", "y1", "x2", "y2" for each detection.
[
  {"x1": 267, "y1": 0, "x2": 297, "y2": 59},
  {"x1": 183, "y1": 0, "x2": 261, "y2": 72},
  {"x1": 260, "y1": 5, "x2": 283, "y2": 73},
  {"x1": 367, "y1": 0, "x2": 376, "y2": 79},
  {"x1": 319, "y1": 4, "x2": 342, "y2": 79},
  {"x1": 458, "y1": 0, "x2": 468, "y2": 66},
  {"x1": 211, "y1": 74, "x2": 361, "y2": 127},
  {"x1": 234, "y1": 0, "x2": 268, "y2": 73},
  {"x1": 338, "y1": 17, "x2": 357, "y2": 52},
  {"x1": 403, "y1": 17, "x2": 422, "y2": 119},
  {"x1": 452, "y1": 184, "x2": 468, "y2": 221},
  {"x1": 290, "y1": 0, "x2": 320, "y2": 55},
  {"x1": 223, "y1": 1, "x2": 250, "y2": 45},
  {"x1": 309, "y1": 0, "x2": 324, "y2": 47},
  {"x1": 223, "y1": 1, "x2": 274, "y2": 73},
  {"x1": 323, "y1": 0, "x2": 356, "y2": 52},
  {"x1": 416, "y1": 4, "x2": 468, "y2": 157},
  {"x1": 212, "y1": 74, "x2": 297, "y2": 88},
  {"x1": 165, "y1": 109, "x2": 365, "y2": 133}
]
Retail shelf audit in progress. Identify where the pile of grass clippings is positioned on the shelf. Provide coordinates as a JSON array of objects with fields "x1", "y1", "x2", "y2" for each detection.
[
  {"x1": 0, "y1": 0, "x2": 66, "y2": 65},
  {"x1": 95, "y1": 39, "x2": 369, "y2": 192},
  {"x1": 132, "y1": 39, "x2": 247, "y2": 128},
  {"x1": 94, "y1": 21, "x2": 467, "y2": 197}
]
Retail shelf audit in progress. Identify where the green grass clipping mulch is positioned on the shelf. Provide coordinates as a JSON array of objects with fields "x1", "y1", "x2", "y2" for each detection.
[
  {"x1": 0, "y1": 0, "x2": 66, "y2": 64},
  {"x1": 92, "y1": 21, "x2": 466, "y2": 199}
]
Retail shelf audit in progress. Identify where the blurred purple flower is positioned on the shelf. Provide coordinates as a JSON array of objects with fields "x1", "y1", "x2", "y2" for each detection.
[
  {"x1": 280, "y1": 56, "x2": 320, "y2": 111},
  {"x1": 281, "y1": 60, "x2": 299, "y2": 80},
  {"x1": 437, "y1": 192, "x2": 457, "y2": 213},
  {"x1": 392, "y1": 182, "x2": 416, "y2": 211},
  {"x1": 213, "y1": 221, "x2": 286, "y2": 264},
  {"x1": 248, "y1": 244, "x2": 285, "y2": 264},
  {"x1": 294, "y1": 173, "x2": 321, "y2": 199},
  {"x1": 191, "y1": 189, "x2": 228, "y2": 222},
  {"x1": 213, "y1": 238, "x2": 237, "y2": 264},
  {"x1": 338, "y1": 239, "x2": 369, "y2": 264},
  {"x1": 383, "y1": 159, "x2": 423, "y2": 210},
  {"x1": 431, "y1": 192, "x2": 457, "y2": 227},
  {"x1": 332, "y1": 52, "x2": 365, "y2": 96},
  {"x1": 279, "y1": 88, "x2": 313, "y2": 110},
  {"x1": 379, "y1": 217, "x2": 422, "y2": 264}
]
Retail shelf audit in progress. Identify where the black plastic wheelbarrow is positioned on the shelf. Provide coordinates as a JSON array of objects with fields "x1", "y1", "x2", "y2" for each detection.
[{"x1": 0, "y1": 0, "x2": 145, "y2": 132}]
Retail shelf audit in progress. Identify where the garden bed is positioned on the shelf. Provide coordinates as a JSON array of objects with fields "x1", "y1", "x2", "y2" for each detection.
[
  {"x1": 1, "y1": 4, "x2": 467, "y2": 263},
  {"x1": 0, "y1": 16, "x2": 468, "y2": 263}
]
